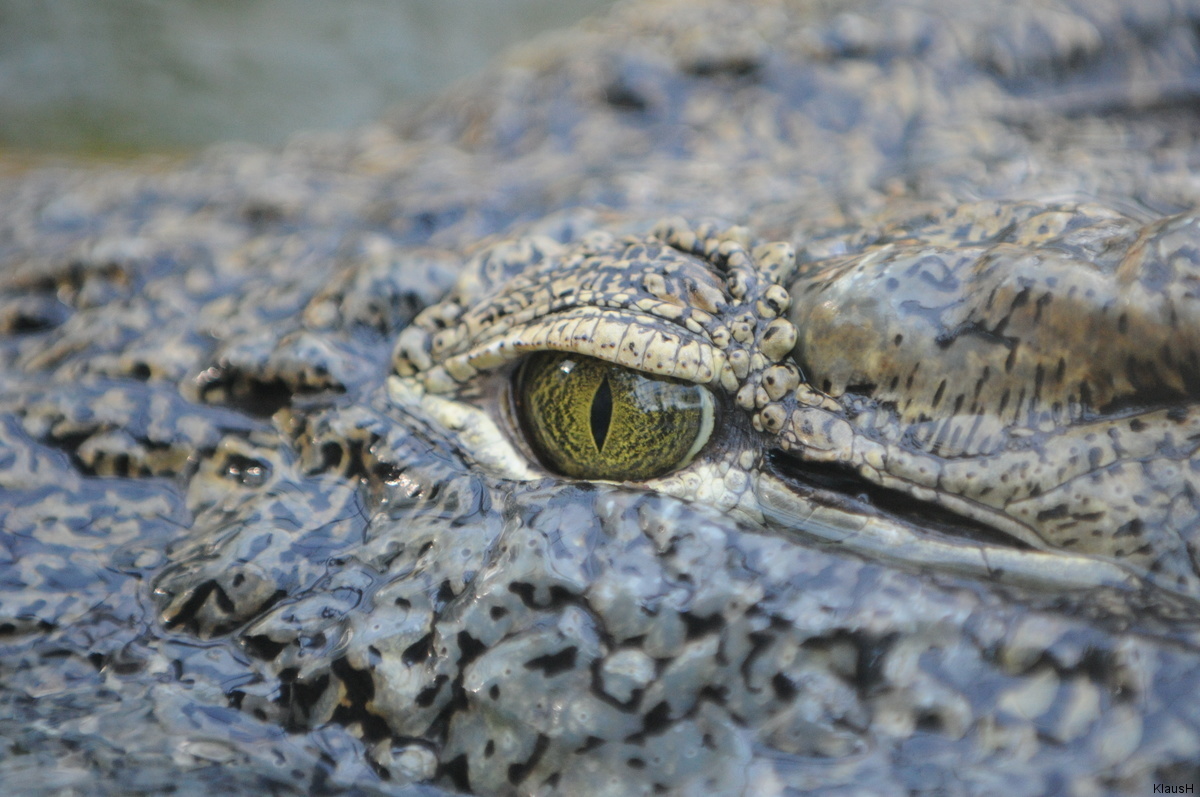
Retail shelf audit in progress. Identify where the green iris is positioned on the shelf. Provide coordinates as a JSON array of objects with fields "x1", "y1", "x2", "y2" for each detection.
[{"x1": 515, "y1": 352, "x2": 714, "y2": 481}]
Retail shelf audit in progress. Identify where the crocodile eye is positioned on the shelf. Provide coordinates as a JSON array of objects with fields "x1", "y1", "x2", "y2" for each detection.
[{"x1": 515, "y1": 352, "x2": 714, "y2": 481}]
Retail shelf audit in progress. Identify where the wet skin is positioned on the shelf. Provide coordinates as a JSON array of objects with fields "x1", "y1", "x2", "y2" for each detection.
[{"x1": 5, "y1": 0, "x2": 1200, "y2": 794}]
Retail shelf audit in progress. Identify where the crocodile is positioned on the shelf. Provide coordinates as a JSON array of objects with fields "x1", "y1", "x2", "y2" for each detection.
[{"x1": 4, "y1": 0, "x2": 1200, "y2": 794}]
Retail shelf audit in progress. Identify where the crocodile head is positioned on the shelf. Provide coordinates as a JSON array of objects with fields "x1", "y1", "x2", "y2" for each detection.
[
  {"x1": 6, "y1": 0, "x2": 1200, "y2": 794},
  {"x1": 147, "y1": 203, "x2": 1200, "y2": 794},
  {"x1": 392, "y1": 208, "x2": 1200, "y2": 602}
]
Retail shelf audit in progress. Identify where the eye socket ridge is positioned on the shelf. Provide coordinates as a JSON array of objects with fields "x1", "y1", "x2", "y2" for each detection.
[{"x1": 513, "y1": 351, "x2": 714, "y2": 482}]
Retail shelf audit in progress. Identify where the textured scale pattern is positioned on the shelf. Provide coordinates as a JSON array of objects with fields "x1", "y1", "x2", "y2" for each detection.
[
  {"x1": 6, "y1": 0, "x2": 1200, "y2": 795},
  {"x1": 395, "y1": 213, "x2": 1200, "y2": 595}
]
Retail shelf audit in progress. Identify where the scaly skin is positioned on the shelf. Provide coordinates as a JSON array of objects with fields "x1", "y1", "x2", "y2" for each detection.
[
  {"x1": 394, "y1": 207, "x2": 1200, "y2": 599},
  {"x1": 4, "y1": 0, "x2": 1200, "y2": 795}
]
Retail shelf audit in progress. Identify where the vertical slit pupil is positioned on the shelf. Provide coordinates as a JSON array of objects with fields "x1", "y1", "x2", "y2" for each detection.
[{"x1": 590, "y1": 375, "x2": 613, "y2": 452}]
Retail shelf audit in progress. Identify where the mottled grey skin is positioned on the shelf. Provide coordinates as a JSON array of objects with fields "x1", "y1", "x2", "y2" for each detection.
[{"x1": 4, "y1": 0, "x2": 1200, "y2": 795}]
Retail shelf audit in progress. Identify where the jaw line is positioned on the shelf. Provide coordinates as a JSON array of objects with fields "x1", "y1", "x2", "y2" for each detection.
[{"x1": 754, "y1": 470, "x2": 1166, "y2": 597}]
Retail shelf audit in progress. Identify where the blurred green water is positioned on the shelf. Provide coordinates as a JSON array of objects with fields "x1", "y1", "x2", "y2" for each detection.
[{"x1": 0, "y1": 0, "x2": 614, "y2": 153}]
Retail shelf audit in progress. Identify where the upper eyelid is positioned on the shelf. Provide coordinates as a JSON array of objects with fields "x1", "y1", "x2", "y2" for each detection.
[{"x1": 396, "y1": 310, "x2": 726, "y2": 397}]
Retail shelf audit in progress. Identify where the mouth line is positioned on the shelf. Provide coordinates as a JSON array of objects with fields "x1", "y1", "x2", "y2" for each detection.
[{"x1": 762, "y1": 449, "x2": 1029, "y2": 550}]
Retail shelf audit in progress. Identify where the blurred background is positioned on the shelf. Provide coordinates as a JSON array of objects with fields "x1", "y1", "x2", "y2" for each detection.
[{"x1": 0, "y1": 0, "x2": 614, "y2": 154}]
